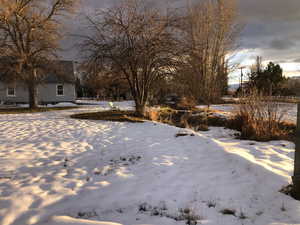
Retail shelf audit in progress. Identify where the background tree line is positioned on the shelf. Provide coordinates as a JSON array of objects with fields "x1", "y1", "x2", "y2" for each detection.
[
  {"x1": 239, "y1": 56, "x2": 299, "y2": 97},
  {"x1": 80, "y1": 0, "x2": 241, "y2": 115},
  {"x1": 0, "y1": 0, "x2": 241, "y2": 113}
]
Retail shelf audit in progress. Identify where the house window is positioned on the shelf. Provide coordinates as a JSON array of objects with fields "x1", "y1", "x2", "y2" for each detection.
[
  {"x1": 57, "y1": 84, "x2": 64, "y2": 96},
  {"x1": 7, "y1": 86, "x2": 16, "y2": 97}
]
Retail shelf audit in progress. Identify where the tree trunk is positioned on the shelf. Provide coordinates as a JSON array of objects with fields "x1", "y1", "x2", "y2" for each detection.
[
  {"x1": 135, "y1": 100, "x2": 146, "y2": 117},
  {"x1": 28, "y1": 82, "x2": 38, "y2": 109}
]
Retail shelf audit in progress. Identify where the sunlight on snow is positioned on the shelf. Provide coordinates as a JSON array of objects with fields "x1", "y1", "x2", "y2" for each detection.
[
  {"x1": 216, "y1": 140, "x2": 293, "y2": 179},
  {"x1": 115, "y1": 167, "x2": 134, "y2": 178}
]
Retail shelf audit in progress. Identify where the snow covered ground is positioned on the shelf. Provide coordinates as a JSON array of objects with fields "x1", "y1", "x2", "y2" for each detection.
[{"x1": 0, "y1": 101, "x2": 300, "y2": 225}]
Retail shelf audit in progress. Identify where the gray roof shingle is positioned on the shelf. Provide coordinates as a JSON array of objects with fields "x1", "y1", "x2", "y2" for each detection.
[{"x1": 0, "y1": 59, "x2": 76, "y2": 84}]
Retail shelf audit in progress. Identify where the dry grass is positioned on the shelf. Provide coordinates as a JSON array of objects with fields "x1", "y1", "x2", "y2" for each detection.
[
  {"x1": 147, "y1": 109, "x2": 160, "y2": 121},
  {"x1": 176, "y1": 96, "x2": 197, "y2": 110},
  {"x1": 146, "y1": 107, "x2": 225, "y2": 131},
  {"x1": 146, "y1": 102, "x2": 295, "y2": 141},
  {"x1": 0, "y1": 106, "x2": 78, "y2": 114},
  {"x1": 231, "y1": 90, "x2": 294, "y2": 141},
  {"x1": 70, "y1": 110, "x2": 145, "y2": 123},
  {"x1": 146, "y1": 107, "x2": 177, "y2": 124}
]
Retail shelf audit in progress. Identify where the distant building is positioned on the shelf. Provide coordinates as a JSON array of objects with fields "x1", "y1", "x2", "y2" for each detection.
[{"x1": 0, "y1": 60, "x2": 76, "y2": 104}]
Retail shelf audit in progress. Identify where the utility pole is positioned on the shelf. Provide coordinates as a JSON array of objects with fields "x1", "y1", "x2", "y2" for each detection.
[
  {"x1": 292, "y1": 103, "x2": 300, "y2": 200},
  {"x1": 239, "y1": 66, "x2": 245, "y2": 95}
]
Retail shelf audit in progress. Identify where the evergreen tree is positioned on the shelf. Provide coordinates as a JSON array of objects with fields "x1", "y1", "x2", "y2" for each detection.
[{"x1": 249, "y1": 60, "x2": 285, "y2": 95}]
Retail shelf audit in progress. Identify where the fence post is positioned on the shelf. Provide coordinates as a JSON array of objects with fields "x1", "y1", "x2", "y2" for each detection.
[{"x1": 292, "y1": 103, "x2": 300, "y2": 199}]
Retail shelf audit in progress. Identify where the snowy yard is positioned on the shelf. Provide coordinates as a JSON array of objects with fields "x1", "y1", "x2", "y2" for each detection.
[{"x1": 1, "y1": 102, "x2": 300, "y2": 225}]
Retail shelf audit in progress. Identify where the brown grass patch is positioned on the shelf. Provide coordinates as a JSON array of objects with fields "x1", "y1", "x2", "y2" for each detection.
[
  {"x1": 176, "y1": 96, "x2": 197, "y2": 110},
  {"x1": 231, "y1": 90, "x2": 295, "y2": 141},
  {"x1": 70, "y1": 110, "x2": 145, "y2": 123}
]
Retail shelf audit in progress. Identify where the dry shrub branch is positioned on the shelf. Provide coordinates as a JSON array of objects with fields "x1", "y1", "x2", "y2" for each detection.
[{"x1": 233, "y1": 89, "x2": 293, "y2": 141}]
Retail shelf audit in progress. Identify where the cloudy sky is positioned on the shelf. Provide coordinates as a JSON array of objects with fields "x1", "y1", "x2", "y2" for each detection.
[
  {"x1": 62, "y1": 0, "x2": 300, "y2": 84},
  {"x1": 237, "y1": 0, "x2": 300, "y2": 82}
]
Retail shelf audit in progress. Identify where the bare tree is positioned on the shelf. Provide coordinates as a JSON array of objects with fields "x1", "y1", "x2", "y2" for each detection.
[
  {"x1": 0, "y1": 0, "x2": 78, "y2": 108},
  {"x1": 82, "y1": 64, "x2": 130, "y2": 100},
  {"x1": 80, "y1": 0, "x2": 178, "y2": 116},
  {"x1": 178, "y1": 0, "x2": 241, "y2": 106}
]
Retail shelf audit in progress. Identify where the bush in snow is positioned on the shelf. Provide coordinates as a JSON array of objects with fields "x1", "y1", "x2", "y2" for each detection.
[
  {"x1": 206, "y1": 200, "x2": 216, "y2": 208},
  {"x1": 138, "y1": 202, "x2": 201, "y2": 224},
  {"x1": 232, "y1": 89, "x2": 293, "y2": 141},
  {"x1": 220, "y1": 208, "x2": 236, "y2": 216},
  {"x1": 77, "y1": 210, "x2": 98, "y2": 219}
]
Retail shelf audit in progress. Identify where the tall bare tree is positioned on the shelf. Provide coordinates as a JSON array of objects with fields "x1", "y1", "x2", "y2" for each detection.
[
  {"x1": 0, "y1": 0, "x2": 78, "y2": 108},
  {"x1": 178, "y1": 0, "x2": 240, "y2": 106},
  {"x1": 80, "y1": 0, "x2": 178, "y2": 116}
]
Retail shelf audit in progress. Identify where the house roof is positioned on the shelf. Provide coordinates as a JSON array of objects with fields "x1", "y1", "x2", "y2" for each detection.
[
  {"x1": 43, "y1": 60, "x2": 76, "y2": 84},
  {"x1": 0, "y1": 59, "x2": 76, "y2": 84}
]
